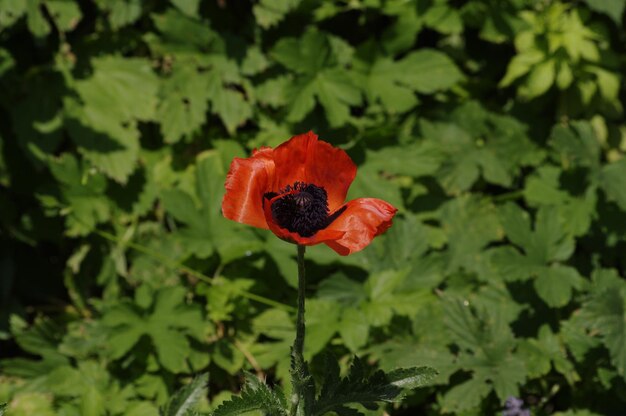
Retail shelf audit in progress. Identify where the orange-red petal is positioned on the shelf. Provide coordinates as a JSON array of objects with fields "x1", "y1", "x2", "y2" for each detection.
[
  {"x1": 272, "y1": 131, "x2": 357, "y2": 211},
  {"x1": 222, "y1": 147, "x2": 275, "y2": 229},
  {"x1": 323, "y1": 198, "x2": 397, "y2": 255}
]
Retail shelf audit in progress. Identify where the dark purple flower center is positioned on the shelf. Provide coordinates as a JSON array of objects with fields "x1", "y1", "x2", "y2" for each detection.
[{"x1": 265, "y1": 182, "x2": 346, "y2": 238}]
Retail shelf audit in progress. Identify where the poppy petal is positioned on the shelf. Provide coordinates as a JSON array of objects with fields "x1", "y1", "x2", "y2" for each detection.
[
  {"x1": 272, "y1": 131, "x2": 357, "y2": 211},
  {"x1": 222, "y1": 147, "x2": 275, "y2": 229},
  {"x1": 323, "y1": 198, "x2": 397, "y2": 255}
]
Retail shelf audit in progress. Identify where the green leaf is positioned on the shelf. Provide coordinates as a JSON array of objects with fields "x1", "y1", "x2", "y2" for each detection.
[
  {"x1": 95, "y1": 0, "x2": 142, "y2": 29},
  {"x1": 171, "y1": 0, "x2": 199, "y2": 17},
  {"x1": 65, "y1": 97, "x2": 140, "y2": 184},
  {"x1": 1, "y1": 393, "x2": 55, "y2": 416},
  {"x1": 304, "y1": 299, "x2": 340, "y2": 357},
  {"x1": 150, "y1": 326, "x2": 191, "y2": 373},
  {"x1": 313, "y1": 356, "x2": 437, "y2": 416},
  {"x1": 75, "y1": 56, "x2": 159, "y2": 123},
  {"x1": 439, "y1": 195, "x2": 501, "y2": 272},
  {"x1": 39, "y1": 153, "x2": 110, "y2": 236},
  {"x1": 440, "y1": 378, "x2": 491, "y2": 413},
  {"x1": 366, "y1": 57, "x2": 419, "y2": 113},
  {"x1": 150, "y1": 7, "x2": 219, "y2": 55},
  {"x1": 204, "y1": 57, "x2": 252, "y2": 135},
  {"x1": 209, "y1": 83, "x2": 252, "y2": 135},
  {"x1": 549, "y1": 121, "x2": 601, "y2": 171},
  {"x1": 500, "y1": 49, "x2": 545, "y2": 87},
  {"x1": 0, "y1": 0, "x2": 26, "y2": 27},
  {"x1": 337, "y1": 308, "x2": 370, "y2": 352},
  {"x1": 600, "y1": 159, "x2": 626, "y2": 211},
  {"x1": 443, "y1": 296, "x2": 526, "y2": 405},
  {"x1": 211, "y1": 373, "x2": 288, "y2": 416},
  {"x1": 161, "y1": 373, "x2": 209, "y2": 416},
  {"x1": 534, "y1": 265, "x2": 583, "y2": 308},
  {"x1": 26, "y1": 0, "x2": 51, "y2": 37},
  {"x1": 518, "y1": 325, "x2": 579, "y2": 384},
  {"x1": 399, "y1": 49, "x2": 464, "y2": 94},
  {"x1": 253, "y1": 0, "x2": 301, "y2": 28},
  {"x1": 583, "y1": 269, "x2": 626, "y2": 379},
  {"x1": 523, "y1": 59, "x2": 555, "y2": 99},
  {"x1": 158, "y1": 64, "x2": 210, "y2": 143},
  {"x1": 582, "y1": 0, "x2": 625, "y2": 24},
  {"x1": 273, "y1": 30, "x2": 361, "y2": 126},
  {"x1": 46, "y1": 0, "x2": 82, "y2": 32},
  {"x1": 365, "y1": 45, "x2": 464, "y2": 112},
  {"x1": 498, "y1": 203, "x2": 533, "y2": 249},
  {"x1": 10, "y1": 69, "x2": 65, "y2": 165},
  {"x1": 421, "y1": 102, "x2": 541, "y2": 193},
  {"x1": 272, "y1": 30, "x2": 332, "y2": 75},
  {"x1": 313, "y1": 69, "x2": 361, "y2": 127},
  {"x1": 386, "y1": 366, "x2": 439, "y2": 389},
  {"x1": 102, "y1": 288, "x2": 204, "y2": 373},
  {"x1": 66, "y1": 55, "x2": 158, "y2": 182}
]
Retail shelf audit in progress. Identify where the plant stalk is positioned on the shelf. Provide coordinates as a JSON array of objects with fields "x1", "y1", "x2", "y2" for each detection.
[
  {"x1": 290, "y1": 244, "x2": 307, "y2": 415},
  {"x1": 295, "y1": 244, "x2": 306, "y2": 358}
]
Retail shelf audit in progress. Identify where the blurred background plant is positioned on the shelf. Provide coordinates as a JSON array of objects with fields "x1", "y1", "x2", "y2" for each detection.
[{"x1": 0, "y1": 0, "x2": 625, "y2": 415}]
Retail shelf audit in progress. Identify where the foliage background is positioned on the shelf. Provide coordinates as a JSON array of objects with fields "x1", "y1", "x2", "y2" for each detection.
[{"x1": 1, "y1": 0, "x2": 626, "y2": 414}]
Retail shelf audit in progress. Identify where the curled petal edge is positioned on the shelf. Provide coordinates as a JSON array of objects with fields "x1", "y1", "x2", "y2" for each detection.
[
  {"x1": 323, "y1": 198, "x2": 398, "y2": 255},
  {"x1": 222, "y1": 147, "x2": 274, "y2": 230}
]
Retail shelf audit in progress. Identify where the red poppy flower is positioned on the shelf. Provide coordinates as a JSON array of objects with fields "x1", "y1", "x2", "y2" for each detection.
[{"x1": 222, "y1": 131, "x2": 397, "y2": 255}]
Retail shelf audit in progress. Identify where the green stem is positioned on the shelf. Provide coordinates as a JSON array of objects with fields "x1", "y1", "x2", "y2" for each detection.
[
  {"x1": 492, "y1": 190, "x2": 524, "y2": 202},
  {"x1": 295, "y1": 244, "x2": 306, "y2": 358},
  {"x1": 290, "y1": 244, "x2": 307, "y2": 415}
]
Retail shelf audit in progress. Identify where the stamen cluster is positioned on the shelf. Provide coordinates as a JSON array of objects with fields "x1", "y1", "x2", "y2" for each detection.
[{"x1": 266, "y1": 182, "x2": 330, "y2": 237}]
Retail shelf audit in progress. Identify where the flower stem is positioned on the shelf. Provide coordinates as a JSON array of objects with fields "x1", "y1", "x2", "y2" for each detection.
[
  {"x1": 295, "y1": 244, "x2": 306, "y2": 357},
  {"x1": 290, "y1": 244, "x2": 307, "y2": 415}
]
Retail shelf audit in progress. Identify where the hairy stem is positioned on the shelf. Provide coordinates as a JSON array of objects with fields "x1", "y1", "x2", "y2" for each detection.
[{"x1": 290, "y1": 244, "x2": 307, "y2": 415}]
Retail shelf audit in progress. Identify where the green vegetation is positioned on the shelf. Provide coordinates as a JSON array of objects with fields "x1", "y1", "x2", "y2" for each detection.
[{"x1": 1, "y1": 0, "x2": 625, "y2": 415}]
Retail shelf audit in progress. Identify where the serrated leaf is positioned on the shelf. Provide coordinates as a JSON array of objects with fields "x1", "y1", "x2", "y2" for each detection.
[
  {"x1": 440, "y1": 378, "x2": 491, "y2": 413},
  {"x1": 75, "y1": 56, "x2": 159, "y2": 123},
  {"x1": 161, "y1": 373, "x2": 209, "y2": 416},
  {"x1": 272, "y1": 30, "x2": 332, "y2": 75},
  {"x1": 600, "y1": 159, "x2": 626, "y2": 211},
  {"x1": 421, "y1": 102, "x2": 541, "y2": 193},
  {"x1": 273, "y1": 30, "x2": 361, "y2": 126},
  {"x1": 65, "y1": 97, "x2": 140, "y2": 184},
  {"x1": 518, "y1": 325, "x2": 579, "y2": 384},
  {"x1": 313, "y1": 356, "x2": 436, "y2": 416},
  {"x1": 583, "y1": 269, "x2": 626, "y2": 379},
  {"x1": 366, "y1": 57, "x2": 419, "y2": 113},
  {"x1": 40, "y1": 153, "x2": 111, "y2": 236},
  {"x1": 534, "y1": 265, "x2": 583, "y2": 308},
  {"x1": 158, "y1": 64, "x2": 210, "y2": 143},
  {"x1": 211, "y1": 376, "x2": 289, "y2": 416},
  {"x1": 550, "y1": 121, "x2": 601, "y2": 171},
  {"x1": 439, "y1": 195, "x2": 501, "y2": 272}
]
